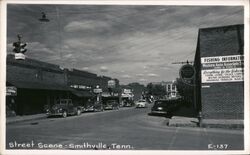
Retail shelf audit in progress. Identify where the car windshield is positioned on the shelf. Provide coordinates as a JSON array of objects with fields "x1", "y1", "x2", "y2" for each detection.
[
  {"x1": 155, "y1": 101, "x2": 169, "y2": 105},
  {"x1": 56, "y1": 100, "x2": 68, "y2": 105},
  {"x1": 155, "y1": 101, "x2": 163, "y2": 104},
  {"x1": 138, "y1": 100, "x2": 145, "y2": 102}
]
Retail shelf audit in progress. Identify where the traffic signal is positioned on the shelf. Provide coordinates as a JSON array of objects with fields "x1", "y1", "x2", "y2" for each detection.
[
  {"x1": 39, "y1": 12, "x2": 50, "y2": 22},
  {"x1": 12, "y1": 35, "x2": 27, "y2": 54},
  {"x1": 13, "y1": 41, "x2": 20, "y2": 53},
  {"x1": 20, "y1": 43, "x2": 27, "y2": 53}
]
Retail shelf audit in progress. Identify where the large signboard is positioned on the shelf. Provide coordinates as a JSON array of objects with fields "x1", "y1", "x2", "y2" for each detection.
[
  {"x1": 93, "y1": 88, "x2": 102, "y2": 93},
  {"x1": 201, "y1": 55, "x2": 244, "y2": 83},
  {"x1": 123, "y1": 88, "x2": 132, "y2": 94},
  {"x1": 108, "y1": 80, "x2": 116, "y2": 88}
]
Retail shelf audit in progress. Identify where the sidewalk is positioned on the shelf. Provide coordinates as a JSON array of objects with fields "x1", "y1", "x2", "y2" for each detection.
[
  {"x1": 6, "y1": 107, "x2": 134, "y2": 124},
  {"x1": 6, "y1": 113, "x2": 47, "y2": 124},
  {"x1": 169, "y1": 116, "x2": 244, "y2": 129}
]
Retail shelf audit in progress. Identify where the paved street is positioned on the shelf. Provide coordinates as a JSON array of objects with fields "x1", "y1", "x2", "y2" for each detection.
[{"x1": 6, "y1": 106, "x2": 244, "y2": 150}]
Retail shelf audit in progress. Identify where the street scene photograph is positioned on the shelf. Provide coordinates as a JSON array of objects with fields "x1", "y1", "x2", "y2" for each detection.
[{"x1": 2, "y1": 0, "x2": 249, "y2": 154}]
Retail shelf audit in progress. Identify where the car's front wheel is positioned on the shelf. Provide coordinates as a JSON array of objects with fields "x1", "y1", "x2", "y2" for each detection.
[{"x1": 62, "y1": 111, "x2": 67, "y2": 118}]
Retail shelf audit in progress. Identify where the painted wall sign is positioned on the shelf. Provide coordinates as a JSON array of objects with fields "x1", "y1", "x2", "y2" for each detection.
[
  {"x1": 70, "y1": 84, "x2": 91, "y2": 90},
  {"x1": 201, "y1": 55, "x2": 244, "y2": 83}
]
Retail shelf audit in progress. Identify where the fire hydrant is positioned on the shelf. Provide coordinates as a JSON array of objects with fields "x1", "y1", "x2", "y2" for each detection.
[{"x1": 197, "y1": 111, "x2": 202, "y2": 127}]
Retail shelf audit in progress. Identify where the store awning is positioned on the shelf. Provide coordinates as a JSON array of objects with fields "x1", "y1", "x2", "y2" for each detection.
[
  {"x1": 70, "y1": 89, "x2": 94, "y2": 98},
  {"x1": 7, "y1": 80, "x2": 70, "y2": 91}
]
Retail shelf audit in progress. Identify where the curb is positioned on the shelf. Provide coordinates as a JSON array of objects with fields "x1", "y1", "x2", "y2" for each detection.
[
  {"x1": 168, "y1": 117, "x2": 244, "y2": 129},
  {"x1": 6, "y1": 115, "x2": 47, "y2": 125},
  {"x1": 169, "y1": 123, "x2": 198, "y2": 128},
  {"x1": 168, "y1": 121, "x2": 244, "y2": 129},
  {"x1": 201, "y1": 123, "x2": 244, "y2": 130}
]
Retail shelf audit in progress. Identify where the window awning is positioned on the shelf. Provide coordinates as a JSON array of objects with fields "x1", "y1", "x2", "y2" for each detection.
[
  {"x1": 70, "y1": 89, "x2": 94, "y2": 98},
  {"x1": 7, "y1": 80, "x2": 70, "y2": 91}
]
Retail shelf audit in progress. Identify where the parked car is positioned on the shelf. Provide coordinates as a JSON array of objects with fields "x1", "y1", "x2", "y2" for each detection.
[
  {"x1": 84, "y1": 101, "x2": 104, "y2": 112},
  {"x1": 135, "y1": 99, "x2": 148, "y2": 108},
  {"x1": 150, "y1": 99, "x2": 180, "y2": 117},
  {"x1": 104, "y1": 100, "x2": 119, "y2": 110},
  {"x1": 121, "y1": 98, "x2": 134, "y2": 107},
  {"x1": 46, "y1": 99, "x2": 82, "y2": 118},
  {"x1": 122, "y1": 99, "x2": 134, "y2": 107},
  {"x1": 123, "y1": 101, "x2": 132, "y2": 107}
]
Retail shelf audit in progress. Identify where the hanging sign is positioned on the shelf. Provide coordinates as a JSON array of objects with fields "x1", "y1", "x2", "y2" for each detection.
[
  {"x1": 93, "y1": 88, "x2": 102, "y2": 93},
  {"x1": 179, "y1": 64, "x2": 195, "y2": 80},
  {"x1": 14, "y1": 53, "x2": 25, "y2": 60}
]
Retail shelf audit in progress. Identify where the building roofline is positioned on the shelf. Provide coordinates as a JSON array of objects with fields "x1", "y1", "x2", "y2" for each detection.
[{"x1": 199, "y1": 24, "x2": 243, "y2": 32}]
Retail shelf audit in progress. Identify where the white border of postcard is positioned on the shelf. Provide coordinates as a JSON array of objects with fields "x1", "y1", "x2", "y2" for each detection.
[{"x1": 0, "y1": 0, "x2": 249, "y2": 155}]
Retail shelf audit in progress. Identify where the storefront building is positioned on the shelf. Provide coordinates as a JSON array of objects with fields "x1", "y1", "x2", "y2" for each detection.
[
  {"x1": 66, "y1": 68, "x2": 99, "y2": 106},
  {"x1": 7, "y1": 54, "x2": 70, "y2": 115},
  {"x1": 6, "y1": 54, "x2": 120, "y2": 116}
]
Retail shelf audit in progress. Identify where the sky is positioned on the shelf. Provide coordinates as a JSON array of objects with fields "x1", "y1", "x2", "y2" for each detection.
[{"x1": 7, "y1": 4, "x2": 244, "y2": 85}]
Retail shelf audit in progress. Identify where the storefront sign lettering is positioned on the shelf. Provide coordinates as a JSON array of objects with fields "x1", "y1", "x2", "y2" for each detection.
[{"x1": 201, "y1": 55, "x2": 244, "y2": 83}]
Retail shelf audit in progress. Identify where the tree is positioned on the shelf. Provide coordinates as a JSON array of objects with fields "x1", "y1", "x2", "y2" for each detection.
[
  {"x1": 175, "y1": 78, "x2": 194, "y2": 105},
  {"x1": 146, "y1": 83, "x2": 166, "y2": 97}
]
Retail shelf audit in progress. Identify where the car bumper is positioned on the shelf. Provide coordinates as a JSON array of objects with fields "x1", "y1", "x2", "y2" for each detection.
[
  {"x1": 46, "y1": 112, "x2": 63, "y2": 116},
  {"x1": 84, "y1": 108, "x2": 94, "y2": 112},
  {"x1": 104, "y1": 106, "x2": 113, "y2": 110},
  {"x1": 123, "y1": 104, "x2": 132, "y2": 107},
  {"x1": 136, "y1": 105, "x2": 146, "y2": 108},
  {"x1": 151, "y1": 110, "x2": 167, "y2": 114}
]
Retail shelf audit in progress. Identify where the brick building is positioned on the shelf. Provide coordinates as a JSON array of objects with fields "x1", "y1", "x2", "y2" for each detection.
[
  {"x1": 7, "y1": 54, "x2": 70, "y2": 115},
  {"x1": 194, "y1": 24, "x2": 244, "y2": 119},
  {"x1": 6, "y1": 54, "x2": 118, "y2": 116}
]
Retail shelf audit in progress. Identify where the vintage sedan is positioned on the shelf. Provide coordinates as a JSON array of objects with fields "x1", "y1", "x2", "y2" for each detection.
[
  {"x1": 150, "y1": 99, "x2": 180, "y2": 117},
  {"x1": 84, "y1": 101, "x2": 104, "y2": 112},
  {"x1": 135, "y1": 99, "x2": 148, "y2": 108},
  {"x1": 46, "y1": 99, "x2": 82, "y2": 118},
  {"x1": 104, "y1": 100, "x2": 119, "y2": 110}
]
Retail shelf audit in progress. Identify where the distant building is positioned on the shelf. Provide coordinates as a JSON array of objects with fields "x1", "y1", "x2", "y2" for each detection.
[
  {"x1": 150, "y1": 81, "x2": 179, "y2": 99},
  {"x1": 164, "y1": 81, "x2": 178, "y2": 98},
  {"x1": 121, "y1": 83, "x2": 145, "y2": 101}
]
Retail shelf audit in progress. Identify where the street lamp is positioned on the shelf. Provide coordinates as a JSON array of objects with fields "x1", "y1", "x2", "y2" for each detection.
[
  {"x1": 38, "y1": 9, "x2": 64, "y2": 67},
  {"x1": 39, "y1": 12, "x2": 50, "y2": 22}
]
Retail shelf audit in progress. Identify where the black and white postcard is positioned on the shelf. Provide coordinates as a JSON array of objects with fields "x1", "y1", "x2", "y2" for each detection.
[{"x1": 0, "y1": 0, "x2": 249, "y2": 155}]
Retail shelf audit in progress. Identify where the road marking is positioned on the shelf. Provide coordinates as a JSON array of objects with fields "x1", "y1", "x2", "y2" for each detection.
[
  {"x1": 203, "y1": 128, "x2": 214, "y2": 144},
  {"x1": 167, "y1": 127, "x2": 179, "y2": 149}
]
